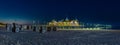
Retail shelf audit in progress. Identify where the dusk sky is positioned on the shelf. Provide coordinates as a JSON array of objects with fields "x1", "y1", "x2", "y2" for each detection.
[{"x1": 0, "y1": 0, "x2": 120, "y2": 25}]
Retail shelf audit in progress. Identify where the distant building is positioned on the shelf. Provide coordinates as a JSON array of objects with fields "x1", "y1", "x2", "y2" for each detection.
[
  {"x1": 0, "y1": 22, "x2": 6, "y2": 27},
  {"x1": 48, "y1": 18, "x2": 80, "y2": 26}
]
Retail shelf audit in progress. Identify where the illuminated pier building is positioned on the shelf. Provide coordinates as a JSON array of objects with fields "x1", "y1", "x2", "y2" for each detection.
[
  {"x1": 48, "y1": 18, "x2": 80, "y2": 26},
  {"x1": 48, "y1": 18, "x2": 112, "y2": 30}
]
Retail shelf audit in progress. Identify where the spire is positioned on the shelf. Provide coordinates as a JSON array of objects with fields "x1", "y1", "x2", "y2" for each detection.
[
  {"x1": 52, "y1": 19, "x2": 57, "y2": 23},
  {"x1": 65, "y1": 17, "x2": 69, "y2": 21}
]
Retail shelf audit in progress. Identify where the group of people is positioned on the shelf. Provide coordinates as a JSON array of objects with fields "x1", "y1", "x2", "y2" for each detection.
[
  {"x1": 6, "y1": 23, "x2": 23, "y2": 33},
  {"x1": 5, "y1": 23, "x2": 57, "y2": 33}
]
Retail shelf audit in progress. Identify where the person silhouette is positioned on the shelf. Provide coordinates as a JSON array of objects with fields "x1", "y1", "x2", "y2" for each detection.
[
  {"x1": 16, "y1": 24, "x2": 20, "y2": 32},
  {"x1": 6, "y1": 24, "x2": 10, "y2": 32},
  {"x1": 12, "y1": 23, "x2": 16, "y2": 33},
  {"x1": 33, "y1": 26, "x2": 36, "y2": 31},
  {"x1": 19, "y1": 25, "x2": 22, "y2": 30},
  {"x1": 5, "y1": 24, "x2": 8, "y2": 30},
  {"x1": 39, "y1": 26, "x2": 43, "y2": 33}
]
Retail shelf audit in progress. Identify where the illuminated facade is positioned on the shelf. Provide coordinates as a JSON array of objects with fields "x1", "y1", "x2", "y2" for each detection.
[
  {"x1": 48, "y1": 18, "x2": 112, "y2": 30},
  {"x1": 48, "y1": 18, "x2": 80, "y2": 26}
]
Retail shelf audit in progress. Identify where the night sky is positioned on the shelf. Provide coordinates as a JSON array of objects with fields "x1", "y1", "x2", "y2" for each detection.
[{"x1": 0, "y1": 0, "x2": 120, "y2": 26}]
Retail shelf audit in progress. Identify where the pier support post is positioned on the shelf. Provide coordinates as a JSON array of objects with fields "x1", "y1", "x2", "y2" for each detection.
[
  {"x1": 47, "y1": 26, "x2": 51, "y2": 32},
  {"x1": 53, "y1": 26, "x2": 57, "y2": 31}
]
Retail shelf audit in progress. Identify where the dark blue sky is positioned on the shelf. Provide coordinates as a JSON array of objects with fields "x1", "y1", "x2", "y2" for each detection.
[{"x1": 0, "y1": 0, "x2": 120, "y2": 25}]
